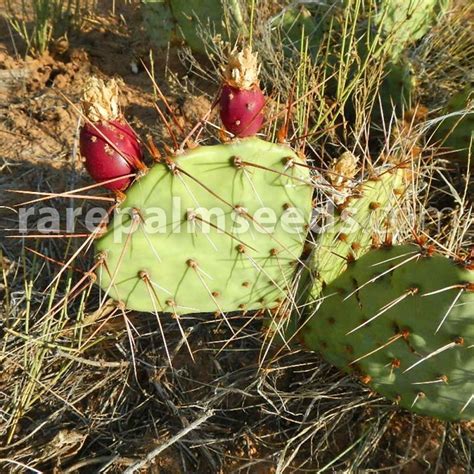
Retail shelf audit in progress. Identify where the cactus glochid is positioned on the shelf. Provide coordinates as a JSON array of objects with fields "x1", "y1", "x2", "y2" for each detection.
[
  {"x1": 95, "y1": 138, "x2": 313, "y2": 314},
  {"x1": 302, "y1": 244, "x2": 474, "y2": 421}
]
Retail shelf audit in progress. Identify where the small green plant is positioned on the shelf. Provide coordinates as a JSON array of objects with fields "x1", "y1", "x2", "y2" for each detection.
[{"x1": 5, "y1": 0, "x2": 91, "y2": 56}]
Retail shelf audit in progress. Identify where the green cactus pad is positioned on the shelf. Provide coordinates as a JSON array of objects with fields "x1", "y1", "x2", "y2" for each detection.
[
  {"x1": 302, "y1": 244, "x2": 474, "y2": 421},
  {"x1": 141, "y1": 0, "x2": 176, "y2": 49},
  {"x1": 303, "y1": 167, "x2": 409, "y2": 304},
  {"x1": 142, "y1": 0, "x2": 244, "y2": 53},
  {"x1": 375, "y1": 0, "x2": 449, "y2": 60},
  {"x1": 95, "y1": 138, "x2": 313, "y2": 315},
  {"x1": 273, "y1": 5, "x2": 326, "y2": 58},
  {"x1": 379, "y1": 60, "x2": 414, "y2": 117},
  {"x1": 432, "y1": 87, "x2": 473, "y2": 163},
  {"x1": 170, "y1": 0, "x2": 243, "y2": 53},
  {"x1": 267, "y1": 166, "x2": 409, "y2": 347}
]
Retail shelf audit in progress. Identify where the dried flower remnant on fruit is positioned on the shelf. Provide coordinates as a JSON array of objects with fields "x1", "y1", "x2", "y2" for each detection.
[
  {"x1": 328, "y1": 151, "x2": 359, "y2": 205},
  {"x1": 223, "y1": 47, "x2": 261, "y2": 90},
  {"x1": 328, "y1": 152, "x2": 359, "y2": 188},
  {"x1": 81, "y1": 76, "x2": 121, "y2": 123}
]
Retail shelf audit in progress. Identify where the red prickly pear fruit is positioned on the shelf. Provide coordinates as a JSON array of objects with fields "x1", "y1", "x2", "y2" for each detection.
[
  {"x1": 80, "y1": 77, "x2": 144, "y2": 191},
  {"x1": 220, "y1": 47, "x2": 265, "y2": 138},
  {"x1": 220, "y1": 84, "x2": 265, "y2": 137},
  {"x1": 80, "y1": 120, "x2": 142, "y2": 191}
]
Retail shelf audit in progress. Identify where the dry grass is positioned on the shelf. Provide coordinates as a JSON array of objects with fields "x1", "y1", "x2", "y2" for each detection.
[{"x1": 414, "y1": 1, "x2": 474, "y2": 108}]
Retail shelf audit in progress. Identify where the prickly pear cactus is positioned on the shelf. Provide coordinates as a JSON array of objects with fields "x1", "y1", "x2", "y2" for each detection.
[
  {"x1": 171, "y1": 0, "x2": 229, "y2": 53},
  {"x1": 266, "y1": 161, "x2": 410, "y2": 345},
  {"x1": 302, "y1": 244, "x2": 474, "y2": 421},
  {"x1": 432, "y1": 87, "x2": 473, "y2": 162},
  {"x1": 375, "y1": 0, "x2": 450, "y2": 60},
  {"x1": 95, "y1": 138, "x2": 313, "y2": 314},
  {"x1": 379, "y1": 60, "x2": 415, "y2": 117}
]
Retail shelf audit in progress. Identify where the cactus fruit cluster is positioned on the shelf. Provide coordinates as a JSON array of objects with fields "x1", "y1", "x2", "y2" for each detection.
[
  {"x1": 95, "y1": 138, "x2": 312, "y2": 313},
  {"x1": 301, "y1": 244, "x2": 473, "y2": 421}
]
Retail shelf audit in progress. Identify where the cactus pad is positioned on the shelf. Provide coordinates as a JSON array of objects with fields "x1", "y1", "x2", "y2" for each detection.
[
  {"x1": 269, "y1": 166, "x2": 409, "y2": 347},
  {"x1": 274, "y1": 5, "x2": 325, "y2": 58},
  {"x1": 302, "y1": 244, "x2": 474, "y2": 421},
  {"x1": 432, "y1": 87, "x2": 473, "y2": 163},
  {"x1": 375, "y1": 0, "x2": 449, "y2": 60},
  {"x1": 95, "y1": 138, "x2": 313, "y2": 314},
  {"x1": 303, "y1": 167, "x2": 409, "y2": 303},
  {"x1": 170, "y1": 0, "x2": 243, "y2": 53},
  {"x1": 142, "y1": 0, "x2": 244, "y2": 53},
  {"x1": 141, "y1": 0, "x2": 176, "y2": 49},
  {"x1": 379, "y1": 61, "x2": 414, "y2": 117}
]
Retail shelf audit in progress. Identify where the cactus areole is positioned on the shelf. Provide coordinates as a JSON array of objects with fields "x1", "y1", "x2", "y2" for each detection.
[
  {"x1": 220, "y1": 48, "x2": 265, "y2": 137},
  {"x1": 79, "y1": 77, "x2": 143, "y2": 191}
]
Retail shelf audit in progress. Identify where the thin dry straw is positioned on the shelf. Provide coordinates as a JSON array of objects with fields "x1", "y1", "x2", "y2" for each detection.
[{"x1": 123, "y1": 409, "x2": 214, "y2": 474}]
